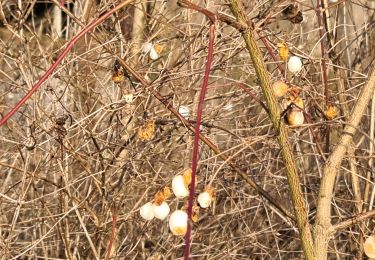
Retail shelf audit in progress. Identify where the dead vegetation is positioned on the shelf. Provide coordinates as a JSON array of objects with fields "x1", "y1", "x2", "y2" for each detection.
[{"x1": 0, "y1": 0, "x2": 374, "y2": 259}]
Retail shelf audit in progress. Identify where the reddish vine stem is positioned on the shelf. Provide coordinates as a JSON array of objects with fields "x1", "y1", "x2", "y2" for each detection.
[
  {"x1": 184, "y1": 23, "x2": 215, "y2": 260},
  {"x1": 0, "y1": 0, "x2": 135, "y2": 127},
  {"x1": 237, "y1": 83, "x2": 269, "y2": 113},
  {"x1": 105, "y1": 206, "x2": 117, "y2": 260},
  {"x1": 257, "y1": 32, "x2": 285, "y2": 74},
  {"x1": 177, "y1": 1, "x2": 216, "y2": 258}
]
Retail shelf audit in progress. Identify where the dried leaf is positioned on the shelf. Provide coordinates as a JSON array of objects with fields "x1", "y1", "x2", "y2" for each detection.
[
  {"x1": 277, "y1": 42, "x2": 289, "y2": 61},
  {"x1": 112, "y1": 70, "x2": 124, "y2": 84},
  {"x1": 325, "y1": 105, "x2": 338, "y2": 120},
  {"x1": 182, "y1": 168, "x2": 192, "y2": 186},
  {"x1": 137, "y1": 120, "x2": 156, "y2": 141},
  {"x1": 282, "y1": 4, "x2": 303, "y2": 24},
  {"x1": 153, "y1": 43, "x2": 164, "y2": 54},
  {"x1": 162, "y1": 186, "x2": 172, "y2": 200},
  {"x1": 153, "y1": 191, "x2": 164, "y2": 206}
]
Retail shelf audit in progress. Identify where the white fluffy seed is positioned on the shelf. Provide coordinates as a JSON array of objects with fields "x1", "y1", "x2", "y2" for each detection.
[
  {"x1": 169, "y1": 210, "x2": 188, "y2": 236},
  {"x1": 152, "y1": 201, "x2": 170, "y2": 220},
  {"x1": 197, "y1": 191, "x2": 212, "y2": 208},
  {"x1": 287, "y1": 56, "x2": 303, "y2": 74},
  {"x1": 149, "y1": 48, "x2": 159, "y2": 60},
  {"x1": 172, "y1": 175, "x2": 189, "y2": 198},
  {"x1": 287, "y1": 110, "x2": 305, "y2": 126},
  {"x1": 142, "y1": 42, "x2": 153, "y2": 53},
  {"x1": 140, "y1": 202, "x2": 154, "y2": 221},
  {"x1": 178, "y1": 106, "x2": 190, "y2": 119}
]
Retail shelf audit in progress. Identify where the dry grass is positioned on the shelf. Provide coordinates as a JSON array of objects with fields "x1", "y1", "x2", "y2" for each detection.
[{"x1": 0, "y1": 0, "x2": 374, "y2": 259}]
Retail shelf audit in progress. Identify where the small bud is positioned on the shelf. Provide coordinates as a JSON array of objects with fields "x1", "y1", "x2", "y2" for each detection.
[
  {"x1": 198, "y1": 192, "x2": 212, "y2": 208},
  {"x1": 137, "y1": 120, "x2": 156, "y2": 141},
  {"x1": 293, "y1": 96, "x2": 305, "y2": 109},
  {"x1": 24, "y1": 136, "x2": 36, "y2": 150}
]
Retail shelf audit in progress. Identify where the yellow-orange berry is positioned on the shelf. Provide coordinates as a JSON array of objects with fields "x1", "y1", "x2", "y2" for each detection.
[{"x1": 272, "y1": 81, "x2": 289, "y2": 98}]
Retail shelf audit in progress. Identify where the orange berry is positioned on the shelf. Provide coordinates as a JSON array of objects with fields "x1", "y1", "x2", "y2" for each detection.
[{"x1": 272, "y1": 80, "x2": 288, "y2": 98}]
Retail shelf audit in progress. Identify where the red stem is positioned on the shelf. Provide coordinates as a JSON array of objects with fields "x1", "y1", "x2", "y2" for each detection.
[
  {"x1": 184, "y1": 24, "x2": 215, "y2": 260},
  {"x1": 0, "y1": 0, "x2": 135, "y2": 127},
  {"x1": 105, "y1": 207, "x2": 117, "y2": 260},
  {"x1": 257, "y1": 32, "x2": 285, "y2": 74},
  {"x1": 237, "y1": 83, "x2": 269, "y2": 113}
]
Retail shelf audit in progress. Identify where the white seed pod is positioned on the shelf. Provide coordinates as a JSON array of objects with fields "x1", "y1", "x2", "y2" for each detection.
[
  {"x1": 364, "y1": 236, "x2": 375, "y2": 258},
  {"x1": 124, "y1": 93, "x2": 134, "y2": 103},
  {"x1": 172, "y1": 175, "x2": 189, "y2": 198},
  {"x1": 272, "y1": 80, "x2": 288, "y2": 98},
  {"x1": 178, "y1": 105, "x2": 190, "y2": 119},
  {"x1": 140, "y1": 202, "x2": 154, "y2": 221},
  {"x1": 329, "y1": 0, "x2": 338, "y2": 3},
  {"x1": 149, "y1": 47, "x2": 159, "y2": 60},
  {"x1": 197, "y1": 191, "x2": 213, "y2": 208},
  {"x1": 152, "y1": 201, "x2": 170, "y2": 220},
  {"x1": 142, "y1": 42, "x2": 153, "y2": 54},
  {"x1": 287, "y1": 109, "x2": 304, "y2": 126},
  {"x1": 169, "y1": 210, "x2": 188, "y2": 236},
  {"x1": 287, "y1": 56, "x2": 303, "y2": 74}
]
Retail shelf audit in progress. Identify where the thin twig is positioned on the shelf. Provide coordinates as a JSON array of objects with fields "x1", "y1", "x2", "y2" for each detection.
[
  {"x1": 316, "y1": 0, "x2": 331, "y2": 153},
  {"x1": 331, "y1": 209, "x2": 375, "y2": 232}
]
